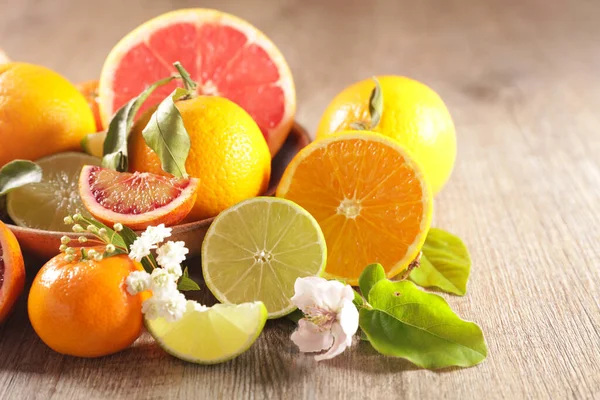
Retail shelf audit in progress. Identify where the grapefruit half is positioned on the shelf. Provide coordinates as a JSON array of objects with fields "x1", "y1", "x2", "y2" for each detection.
[
  {"x1": 98, "y1": 9, "x2": 296, "y2": 156},
  {"x1": 78, "y1": 165, "x2": 200, "y2": 230}
]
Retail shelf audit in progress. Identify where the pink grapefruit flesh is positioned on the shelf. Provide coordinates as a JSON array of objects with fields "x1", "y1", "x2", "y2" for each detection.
[
  {"x1": 99, "y1": 9, "x2": 296, "y2": 156},
  {"x1": 78, "y1": 165, "x2": 199, "y2": 230}
]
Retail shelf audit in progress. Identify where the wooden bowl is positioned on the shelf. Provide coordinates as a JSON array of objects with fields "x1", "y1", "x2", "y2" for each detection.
[{"x1": 5, "y1": 123, "x2": 311, "y2": 262}]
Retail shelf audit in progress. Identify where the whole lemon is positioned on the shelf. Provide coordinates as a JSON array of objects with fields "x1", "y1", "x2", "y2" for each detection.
[
  {"x1": 129, "y1": 96, "x2": 271, "y2": 220},
  {"x1": 28, "y1": 250, "x2": 146, "y2": 358},
  {"x1": 317, "y1": 76, "x2": 456, "y2": 194},
  {"x1": 0, "y1": 63, "x2": 96, "y2": 166}
]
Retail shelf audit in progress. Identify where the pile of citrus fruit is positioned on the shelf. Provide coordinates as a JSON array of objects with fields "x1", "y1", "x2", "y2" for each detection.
[{"x1": 0, "y1": 8, "x2": 456, "y2": 362}]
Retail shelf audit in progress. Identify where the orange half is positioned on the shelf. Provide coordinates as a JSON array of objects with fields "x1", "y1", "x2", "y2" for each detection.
[{"x1": 276, "y1": 131, "x2": 432, "y2": 285}]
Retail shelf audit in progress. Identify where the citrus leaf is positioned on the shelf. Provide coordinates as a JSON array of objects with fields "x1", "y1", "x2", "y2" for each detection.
[
  {"x1": 286, "y1": 309, "x2": 303, "y2": 324},
  {"x1": 368, "y1": 77, "x2": 383, "y2": 129},
  {"x1": 360, "y1": 280, "x2": 487, "y2": 369},
  {"x1": 359, "y1": 263, "x2": 386, "y2": 299},
  {"x1": 178, "y1": 267, "x2": 201, "y2": 291},
  {"x1": 353, "y1": 289, "x2": 366, "y2": 309},
  {"x1": 142, "y1": 88, "x2": 191, "y2": 178},
  {"x1": 410, "y1": 228, "x2": 471, "y2": 296},
  {"x1": 102, "y1": 76, "x2": 175, "y2": 172},
  {"x1": 0, "y1": 160, "x2": 42, "y2": 196}
]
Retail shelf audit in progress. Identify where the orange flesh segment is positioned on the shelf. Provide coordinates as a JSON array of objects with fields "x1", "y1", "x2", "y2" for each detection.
[
  {"x1": 281, "y1": 138, "x2": 427, "y2": 281},
  {"x1": 87, "y1": 166, "x2": 191, "y2": 215}
]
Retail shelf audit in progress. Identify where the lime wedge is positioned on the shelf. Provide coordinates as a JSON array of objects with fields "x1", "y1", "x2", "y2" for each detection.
[
  {"x1": 145, "y1": 301, "x2": 267, "y2": 364},
  {"x1": 81, "y1": 131, "x2": 106, "y2": 158},
  {"x1": 202, "y1": 197, "x2": 327, "y2": 318},
  {"x1": 7, "y1": 152, "x2": 101, "y2": 232}
]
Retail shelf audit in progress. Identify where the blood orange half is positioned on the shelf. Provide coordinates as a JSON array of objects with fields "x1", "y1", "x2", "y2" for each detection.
[
  {"x1": 0, "y1": 220, "x2": 25, "y2": 324},
  {"x1": 98, "y1": 9, "x2": 296, "y2": 156},
  {"x1": 78, "y1": 165, "x2": 200, "y2": 230}
]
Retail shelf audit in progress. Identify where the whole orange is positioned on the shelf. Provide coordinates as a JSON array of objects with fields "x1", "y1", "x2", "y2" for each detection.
[
  {"x1": 317, "y1": 76, "x2": 456, "y2": 195},
  {"x1": 28, "y1": 250, "x2": 146, "y2": 357},
  {"x1": 0, "y1": 63, "x2": 96, "y2": 166},
  {"x1": 76, "y1": 80, "x2": 104, "y2": 132},
  {"x1": 128, "y1": 96, "x2": 271, "y2": 221}
]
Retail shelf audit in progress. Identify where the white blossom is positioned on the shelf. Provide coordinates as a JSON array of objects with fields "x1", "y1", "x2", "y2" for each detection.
[
  {"x1": 126, "y1": 270, "x2": 151, "y2": 295},
  {"x1": 129, "y1": 236, "x2": 155, "y2": 262},
  {"x1": 156, "y1": 241, "x2": 188, "y2": 269},
  {"x1": 142, "y1": 291, "x2": 187, "y2": 322},
  {"x1": 149, "y1": 267, "x2": 178, "y2": 295},
  {"x1": 141, "y1": 224, "x2": 172, "y2": 246},
  {"x1": 290, "y1": 277, "x2": 359, "y2": 361},
  {"x1": 164, "y1": 263, "x2": 183, "y2": 279}
]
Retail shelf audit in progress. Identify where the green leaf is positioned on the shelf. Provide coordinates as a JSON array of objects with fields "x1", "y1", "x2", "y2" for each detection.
[
  {"x1": 410, "y1": 228, "x2": 471, "y2": 296},
  {"x1": 286, "y1": 309, "x2": 303, "y2": 324},
  {"x1": 360, "y1": 280, "x2": 487, "y2": 369},
  {"x1": 102, "y1": 76, "x2": 175, "y2": 172},
  {"x1": 0, "y1": 160, "x2": 42, "y2": 196},
  {"x1": 360, "y1": 329, "x2": 369, "y2": 342},
  {"x1": 177, "y1": 267, "x2": 201, "y2": 291},
  {"x1": 359, "y1": 263, "x2": 386, "y2": 299},
  {"x1": 368, "y1": 77, "x2": 383, "y2": 129},
  {"x1": 142, "y1": 88, "x2": 191, "y2": 178},
  {"x1": 353, "y1": 289, "x2": 366, "y2": 309}
]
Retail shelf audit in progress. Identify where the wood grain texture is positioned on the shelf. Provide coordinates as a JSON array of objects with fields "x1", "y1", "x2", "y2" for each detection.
[{"x1": 1, "y1": 0, "x2": 599, "y2": 398}]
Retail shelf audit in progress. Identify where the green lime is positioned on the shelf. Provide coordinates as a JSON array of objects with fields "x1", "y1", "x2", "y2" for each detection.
[
  {"x1": 7, "y1": 152, "x2": 100, "y2": 232},
  {"x1": 80, "y1": 131, "x2": 106, "y2": 158},
  {"x1": 145, "y1": 301, "x2": 267, "y2": 364},
  {"x1": 202, "y1": 197, "x2": 327, "y2": 318}
]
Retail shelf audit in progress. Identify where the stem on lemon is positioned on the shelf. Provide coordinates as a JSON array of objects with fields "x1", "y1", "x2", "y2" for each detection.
[{"x1": 173, "y1": 62, "x2": 197, "y2": 92}]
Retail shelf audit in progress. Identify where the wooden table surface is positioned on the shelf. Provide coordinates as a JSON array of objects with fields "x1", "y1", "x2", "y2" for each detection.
[{"x1": 1, "y1": 0, "x2": 599, "y2": 398}]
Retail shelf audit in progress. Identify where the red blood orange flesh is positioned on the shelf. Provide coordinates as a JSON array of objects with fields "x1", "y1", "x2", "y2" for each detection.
[
  {"x1": 78, "y1": 165, "x2": 200, "y2": 230},
  {"x1": 99, "y1": 9, "x2": 296, "y2": 156}
]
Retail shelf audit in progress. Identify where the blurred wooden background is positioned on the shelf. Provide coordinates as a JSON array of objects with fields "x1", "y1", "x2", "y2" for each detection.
[{"x1": 1, "y1": 0, "x2": 599, "y2": 399}]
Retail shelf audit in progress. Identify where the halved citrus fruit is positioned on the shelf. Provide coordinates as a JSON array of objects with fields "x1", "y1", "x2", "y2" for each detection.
[
  {"x1": 0, "y1": 220, "x2": 25, "y2": 323},
  {"x1": 98, "y1": 8, "x2": 296, "y2": 156},
  {"x1": 7, "y1": 152, "x2": 101, "y2": 232},
  {"x1": 146, "y1": 301, "x2": 267, "y2": 364},
  {"x1": 202, "y1": 197, "x2": 327, "y2": 318},
  {"x1": 78, "y1": 165, "x2": 199, "y2": 230},
  {"x1": 276, "y1": 131, "x2": 433, "y2": 285}
]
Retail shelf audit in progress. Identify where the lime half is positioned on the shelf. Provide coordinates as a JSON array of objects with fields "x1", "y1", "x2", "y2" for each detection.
[
  {"x1": 7, "y1": 152, "x2": 101, "y2": 232},
  {"x1": 146, "y1": 301, "x2": 267, "y2": 364},
  {"x1": 202, "y1": 197, "x2": 327, "y2": 318}
]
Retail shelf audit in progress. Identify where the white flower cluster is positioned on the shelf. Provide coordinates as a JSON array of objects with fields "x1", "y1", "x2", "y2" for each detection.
[{"x1": 125, "y1": 224, "x2": 190, "y2": 322}]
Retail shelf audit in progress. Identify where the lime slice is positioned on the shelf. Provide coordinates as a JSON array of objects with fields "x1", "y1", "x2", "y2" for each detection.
[
  {"x1": 145, "y1": 301, "x2": 267, "y2": 364},
  {"x1": 7, "y1": 152, "x2": 101, "y2": 232},
  {"x1": 202, "y1": 197, "x2": 327, "y2": 318},
  {"x1": 81, "y1": 131, "x2": 106, "y2": 158}
]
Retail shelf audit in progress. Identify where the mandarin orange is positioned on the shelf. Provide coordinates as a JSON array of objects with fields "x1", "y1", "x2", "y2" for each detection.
[{"x1": 28, "y1": 250, "x2": 147, "y2": 357}]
